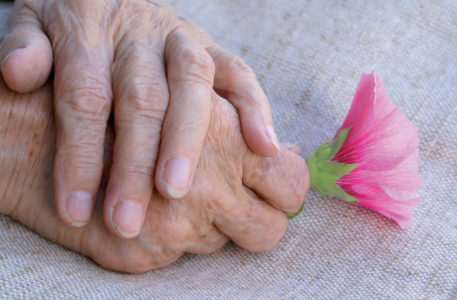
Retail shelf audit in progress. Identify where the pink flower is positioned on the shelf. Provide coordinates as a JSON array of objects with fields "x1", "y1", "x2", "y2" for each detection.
[{"x1": 306, "y1": 71, "x2": 422, "y2": 229}]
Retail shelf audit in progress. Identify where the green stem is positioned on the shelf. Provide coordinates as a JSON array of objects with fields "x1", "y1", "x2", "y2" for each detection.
[{"x1": 288, "y1": 127, "x2": 358, "y2": 220}]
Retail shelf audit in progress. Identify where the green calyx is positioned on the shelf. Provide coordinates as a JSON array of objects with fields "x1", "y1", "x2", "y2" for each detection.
[
  {"x1": 306, "y1": 127, "x2": 358, "y2": 203},
  {"x1": 288, "y1": 127, "x2": 358, "y2": 220}
]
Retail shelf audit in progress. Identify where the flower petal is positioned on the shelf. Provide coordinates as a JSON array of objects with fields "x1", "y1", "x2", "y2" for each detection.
[
  {"x1": 358, "y1": 197, "x2": 419, "y2": 229},
  {"x1": 344, "y1": 183, "x2": 419, "y2": 229},
  {"x1": 334, "y1": 71, "x2": 376, "y2": 143},
  {"x1": 307, "y1": 71, "x2": 422, "y2": 229},
  {"x1": 333, "y1": 72, "x2": 419, "y2": 171},
  {"x1": 339, "y1": 169, "x2": 422, "y2": 192}
]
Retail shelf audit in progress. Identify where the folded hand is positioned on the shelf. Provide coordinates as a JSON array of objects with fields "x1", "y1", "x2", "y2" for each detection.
[
  {"x1": 0, "y1": 0, "x2": 281, "y2": 238},
  {"x1": 0, "y1": 79, "x2": 309, "y2": 273}
]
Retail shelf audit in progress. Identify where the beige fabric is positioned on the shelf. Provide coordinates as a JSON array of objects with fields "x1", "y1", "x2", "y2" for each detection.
[{"x1": 1, "y1": 1, "x2": 457, "y2": 298}]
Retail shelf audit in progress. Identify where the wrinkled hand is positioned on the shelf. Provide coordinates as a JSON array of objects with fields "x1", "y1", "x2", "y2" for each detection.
[
  {"x1": 0, "y1": 79, "x2": 309, "y2": 273},
  {"x1": 0, "y1": 0, "x2": 281, "y2": 238}
]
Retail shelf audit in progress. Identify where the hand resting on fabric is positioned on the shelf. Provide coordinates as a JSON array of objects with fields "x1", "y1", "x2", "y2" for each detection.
[
  {"x1": 0, "y1": 0, "x2": 281, "y2": 239},
  {"x1": 0, "y1": 79, "x2": 309, "y2": 273}
]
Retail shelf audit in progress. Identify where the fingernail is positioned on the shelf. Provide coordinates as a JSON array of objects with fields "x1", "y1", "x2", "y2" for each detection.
[
  {"x1": 164, "y1": 157, "x2": 191, "y2": 198},
  {"x1": 113, "y1": 201, "x2": 144, "y2": 238},
  {"x1": 67, "y1": 191, "x2": 93, "y2": 227},
  {"x1": 266, "y1": 125, "x2": 281, "y2": 152}
]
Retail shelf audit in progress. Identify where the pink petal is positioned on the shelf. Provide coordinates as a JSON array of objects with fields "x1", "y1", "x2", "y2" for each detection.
[
  {"x1": 359, "y1": 197, "x2": 419, "y2": 229},
  {"x1": 339, "y1": 168, "x2": 422, "y2": 192},
  {"x1": 380, "y1": 185, "x2": 419, "y2": 201},
  {"x1": 329, "y1": 71, "x2": 422, "y2": 229},
  {"x1": 394, "y1": 148, "x2": 420, "y2": 173},
  {"x1": 334, "y1": 71, "x2": 376, "y2": 143},
  {"x1": 333, "y1": 72, "x2": 419, "y2": 171},
  {"x1": 342, "y1": 182, "x2": 419, "y2": 229}
]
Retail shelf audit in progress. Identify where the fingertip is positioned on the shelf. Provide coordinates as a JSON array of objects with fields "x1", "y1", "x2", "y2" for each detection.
[
  {"x1": 102, "y1": 175, "x2": 149, "y2": 240},
  {"x1": 53, "y1": 143, "x2": 105, "y2": 229},
  {"x1": 1, "y1": 40, "x2": 52, "y2": 93},
  {"x1": 242, "y1": 141, "x2": 309, "y2": 216},
  {"x1": 53, "y1": 176, "x2": 95, "y2": 228}
]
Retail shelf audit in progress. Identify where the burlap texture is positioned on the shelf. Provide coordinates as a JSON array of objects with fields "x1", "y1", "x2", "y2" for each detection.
[{"x1": 1, "y1": 1, "x2": 456, "y2": 298}]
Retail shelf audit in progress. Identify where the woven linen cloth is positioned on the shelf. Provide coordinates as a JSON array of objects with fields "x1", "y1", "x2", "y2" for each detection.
[{"x1": 1, "y1": 1, "x2": 456, "y2": 299}]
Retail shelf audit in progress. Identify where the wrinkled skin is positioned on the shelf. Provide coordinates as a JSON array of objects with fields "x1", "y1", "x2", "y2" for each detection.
[
  {"x1": 0, "y1": 79, "x2": 309, "y2": 273},
  {"x1": 0, "y1": 0, "x2": 280, "y2": 239}
]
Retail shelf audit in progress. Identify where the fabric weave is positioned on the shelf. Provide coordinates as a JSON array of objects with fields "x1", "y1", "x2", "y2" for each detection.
[{"x1": 1, "y1": 1, "x2": 456, "y2": 299}]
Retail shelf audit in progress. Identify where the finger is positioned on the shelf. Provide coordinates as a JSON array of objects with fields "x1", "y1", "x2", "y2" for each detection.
[
  {"x1": 242, "y1": 146, "x2": 310, "y2": 216},
  {"x1": 146, "y1": 195, "x2": 228, "y2": 255},
  {"x1": 207, "y1": 46, "x2": 280, "y2": 157},
  {"x1": 103, "y1": 45, "x2": 168, "y2": 239},
  {"x1": 53, "y1": 47, "x2": 112, "y2": 227},
  {"x1": 84, "y1": 195, "x2": 184, "y2": 273},
  {"x1": 0, "y1": 4, "x2": 52, "y2": 93},
  {"x1": 155, "y1": 29, "x2": 215, "y2": 199},
  {"x1": 213, "y1": 185, "x2": 288, "y2": 252}
]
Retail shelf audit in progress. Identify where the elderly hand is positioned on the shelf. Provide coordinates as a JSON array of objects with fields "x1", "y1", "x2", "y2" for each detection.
[
  {"x1": 0, "y1": 78, "x2": 309, "y2": 273},
  {"x1": 0, "y1": 0, "x2": 281, "y2": 239}
]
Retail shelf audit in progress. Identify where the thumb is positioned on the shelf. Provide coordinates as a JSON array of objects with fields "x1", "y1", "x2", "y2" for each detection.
[{"x1": 0, "y1": 10, "x2": 52, "y2": 93}]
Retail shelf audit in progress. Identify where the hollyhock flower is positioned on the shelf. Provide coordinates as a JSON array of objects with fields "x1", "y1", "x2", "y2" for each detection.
[{"x1": 304, "y1": 71, "x2": 422, "y2": 229}]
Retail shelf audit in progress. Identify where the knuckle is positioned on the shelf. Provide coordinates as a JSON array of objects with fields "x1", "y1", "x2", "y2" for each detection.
[
  {"x1": 124, "y1": 82, "x2": 168, "y2": 116},
  {"x1": 124, "y1": 161, "x2": 154, "y2": 178},
  {"x1": 179, "y1": 47, "x2": 215, "y2": 85},
  {"x1": 61, "y1": 82, "x2": 111, "y2": 120},
  {"x1": 11, "y1": 1, "x2": 40, "y2": 25},
  {"x1": 69, "y1": 96, "x2": 110, "y2": 118},
  {"x1": 116, "y1": 108, "x2": 164, "y2": 136}
]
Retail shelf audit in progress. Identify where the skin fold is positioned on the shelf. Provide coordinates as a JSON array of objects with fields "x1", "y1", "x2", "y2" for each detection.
[
  {"x1": 0, "y1": 79, "x2": 309, "y2": 274},
  {"x1": 0, "y1": 0, "x2": 281, "y2": 239}
]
